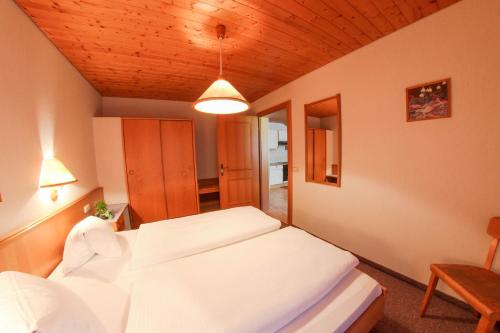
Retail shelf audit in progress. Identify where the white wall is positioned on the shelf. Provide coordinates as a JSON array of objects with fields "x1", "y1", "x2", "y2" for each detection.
[
  {"x1": 269, "y1": 122, "x2": 287, "y2": 131},
  {"x1": 320, "y1": 115, "x2": 336, "y2": 131},
  {"x1": 252, "y1": 0, "x2": 500, "y2": 296},
  {"x1": 102, "y1": 97, "x2": 217, "y2": 179},
  {"x1": 0, "y1": 1, "x2": 101, "y2": 236},
  {"x1": 92, "y1": 118, "x2": 128, "y2": 204},
  {"x1": 307, "y1": 116, "x2": 321, "y2": 128}
]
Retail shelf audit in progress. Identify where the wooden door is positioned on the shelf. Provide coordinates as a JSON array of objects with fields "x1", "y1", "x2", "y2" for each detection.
[
  {"x1": 313, "y1": 129, "x2": 327, "y2": 183},
  {"x1": 122, "y1": 119, "x2": 167, "y2": 228},
  {"x1": 217, "y1": 115, "x2": 260, "y2": 209},
  {"x1": 259, "y1": 117, "x2": 270, "y2": 213},
  {"x1": 160, "y1": 120, "x2": 199, "y2": 218}
]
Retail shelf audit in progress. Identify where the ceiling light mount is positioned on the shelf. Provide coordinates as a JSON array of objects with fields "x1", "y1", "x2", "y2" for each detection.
[
  {"x1": 193, "y1": 24, "x2": 249, "y2": 114},
  {"x1": 216, "y1": 24, "x2": 226, "y2": 40}
]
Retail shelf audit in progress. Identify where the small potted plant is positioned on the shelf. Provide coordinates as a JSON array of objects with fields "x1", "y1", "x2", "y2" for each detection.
[{"x1": 94, "y1": 200, "x2": 114, "y2": 220}]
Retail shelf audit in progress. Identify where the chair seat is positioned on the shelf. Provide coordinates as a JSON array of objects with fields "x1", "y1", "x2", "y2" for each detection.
[{"x1": 431, "y1": 264, "x2": 500, "y2": 318}]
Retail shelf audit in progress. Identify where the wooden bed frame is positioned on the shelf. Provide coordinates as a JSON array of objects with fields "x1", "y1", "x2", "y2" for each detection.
[
  {"x1": 0, "y1": 186, "x2": 386, "y2": 332},
  {"x1": 0, "y1": 187, "x2": 103, "y2": 277},
  {"x1": 347, "y1": 287, "x2": 387, "y2": 333}
]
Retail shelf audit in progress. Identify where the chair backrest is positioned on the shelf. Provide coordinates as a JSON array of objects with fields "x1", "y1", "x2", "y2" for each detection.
[{"x1": 484, "y1": 217, "x2": 500, "y2": 270}]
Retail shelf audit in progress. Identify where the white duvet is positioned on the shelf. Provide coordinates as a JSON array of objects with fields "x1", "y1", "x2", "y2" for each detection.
[
  {"x1": 126, "y1": 227, "x2": 359, "y2": 333},
  {"x1": 129, "y1": 206, "x2": 281, "y2": 269}
]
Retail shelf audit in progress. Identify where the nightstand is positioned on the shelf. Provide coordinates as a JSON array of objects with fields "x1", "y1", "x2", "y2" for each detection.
[{"x1": 106, "y1": 203, "x2": 128, "y2": 231}]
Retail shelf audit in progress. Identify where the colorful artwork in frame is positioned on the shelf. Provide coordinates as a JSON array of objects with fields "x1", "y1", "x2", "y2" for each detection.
[{"x1": 406, "y1": 78, "x2": 451, "y2": 122}]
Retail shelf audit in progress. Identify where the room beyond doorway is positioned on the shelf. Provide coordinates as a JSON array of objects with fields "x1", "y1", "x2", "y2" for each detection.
[{"x1": 258, "y1": 101, "x2": 292, "y2": 225}]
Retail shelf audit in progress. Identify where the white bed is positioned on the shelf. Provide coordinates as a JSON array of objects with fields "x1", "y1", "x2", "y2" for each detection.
[
  {"x1": 130, "y1": 206, "x2": 282, "y2": 269},
  {"x1": 50, "y1": 229, "x2": 382, "y2": 333}
]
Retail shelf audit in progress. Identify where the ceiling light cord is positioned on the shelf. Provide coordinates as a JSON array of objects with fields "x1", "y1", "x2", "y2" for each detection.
[{"x1": 219, "y1": 37, "x2": 223, "y2": 77}]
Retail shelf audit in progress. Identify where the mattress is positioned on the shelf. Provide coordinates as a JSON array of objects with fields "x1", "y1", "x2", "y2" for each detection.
[
  {"x1": 278, "y1": 269, "x2": 381, "y2": 333},
  {"x1": 50, "y1": 229, "x2": 381, "y2": 333}
]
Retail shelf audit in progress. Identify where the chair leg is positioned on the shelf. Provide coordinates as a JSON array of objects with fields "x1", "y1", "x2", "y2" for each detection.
[
  {"x1": 420, "y1": 272, "x2": 439, "y2": 317},
  {"x1": 475, "y1": 316, "x2": 495, "y2": 333}
]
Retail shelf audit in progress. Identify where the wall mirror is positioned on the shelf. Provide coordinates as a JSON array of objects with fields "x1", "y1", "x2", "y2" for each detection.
[{"x1": 304, "y1": 94, "x2": 341, "y2": 187}]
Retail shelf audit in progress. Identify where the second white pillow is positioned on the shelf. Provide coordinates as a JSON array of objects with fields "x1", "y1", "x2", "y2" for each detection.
[{"x1": 62, "y1": 216, "x2": 122, "y2": 274}]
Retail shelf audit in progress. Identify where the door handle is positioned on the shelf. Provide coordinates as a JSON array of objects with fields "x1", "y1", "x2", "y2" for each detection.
[{"x1": 220, "y1": 163, "x2": 225, "y2": 176}]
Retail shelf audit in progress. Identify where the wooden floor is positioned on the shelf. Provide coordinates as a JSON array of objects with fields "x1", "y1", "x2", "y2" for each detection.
[{"x1": 267, "y1": 186, "x2": 287, "y2": 223}]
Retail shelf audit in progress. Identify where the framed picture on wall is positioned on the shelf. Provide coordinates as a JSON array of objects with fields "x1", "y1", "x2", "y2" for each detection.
[{"x1": 406, "y1": 78, "x2": 451, "y2": 122}]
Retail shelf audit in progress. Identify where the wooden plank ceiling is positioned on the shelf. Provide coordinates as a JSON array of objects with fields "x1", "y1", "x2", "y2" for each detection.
[{"x1": 15, "y1": 0, "x2": 460, "y2": 102}]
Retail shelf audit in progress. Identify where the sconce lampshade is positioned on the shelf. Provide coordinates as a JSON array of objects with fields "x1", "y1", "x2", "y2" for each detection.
[
  {"x1": 193, "y1": 78, "x2": 249, "y2": 114},
  {"x1": 39, "y1": 158, "x2": 77, "y2": 188}
]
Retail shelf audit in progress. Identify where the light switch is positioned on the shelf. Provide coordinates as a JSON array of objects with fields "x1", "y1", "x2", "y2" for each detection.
[{"x1": 83, "y1": 203, "x2": 91, "y2": 214}]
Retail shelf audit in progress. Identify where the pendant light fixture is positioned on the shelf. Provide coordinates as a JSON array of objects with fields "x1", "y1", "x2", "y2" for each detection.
[{"x1": 193, "y1": 24, "x2": 249, "y2": 114}]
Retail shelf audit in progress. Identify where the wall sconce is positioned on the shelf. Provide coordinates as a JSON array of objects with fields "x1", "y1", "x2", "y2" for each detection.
[{"x1": 39, "y1": 158, "x2": 77, "y2": 201}]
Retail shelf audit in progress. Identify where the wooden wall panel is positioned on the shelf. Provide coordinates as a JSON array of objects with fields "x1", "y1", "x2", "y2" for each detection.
[
  {"x1": 14, "y1": 0, "x2": 460, "y2": 102},
  {"x1": 0, "y1": 188, "x2": 103, "y2": 278}
]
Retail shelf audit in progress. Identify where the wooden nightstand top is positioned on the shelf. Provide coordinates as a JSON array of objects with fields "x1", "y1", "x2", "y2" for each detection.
[
  {"x1": 106, "y1": 203, "x2": 128, "y2": 231},
  {"x1": 106, "y1": 203, "x2": 127, "y2": 223}
]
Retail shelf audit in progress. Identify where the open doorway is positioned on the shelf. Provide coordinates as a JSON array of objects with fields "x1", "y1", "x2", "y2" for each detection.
[{"x1": 258, "y1": 101, "x2": 292, "y2": 225}]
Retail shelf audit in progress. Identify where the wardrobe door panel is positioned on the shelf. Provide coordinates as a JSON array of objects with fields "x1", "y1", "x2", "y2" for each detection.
[
  {"x1": 313, "y1": 129, "x2": 327, "y2": 183},
  {"x1": 123, "y1": 119, "x2": 167, "y2": 227},
  {"x1": 161, "y1": 120, "x2": 199, "y2": 218},
  {"x1": 306, "y1": 128, "x2": 314, "y2": 181}
]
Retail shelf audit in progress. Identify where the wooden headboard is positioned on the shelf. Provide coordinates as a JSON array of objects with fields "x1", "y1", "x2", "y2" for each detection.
[{"x1": 0, "y1": 187, "x2": 103, "y2": 277}]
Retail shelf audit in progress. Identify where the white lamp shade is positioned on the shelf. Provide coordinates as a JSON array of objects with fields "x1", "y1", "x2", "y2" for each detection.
[
  {"x1": 193, "y1": 78, "x2": 249, "y2": 114},
  {"x1": 39, "y1": 158, "x2": 77, "y2": 188}
]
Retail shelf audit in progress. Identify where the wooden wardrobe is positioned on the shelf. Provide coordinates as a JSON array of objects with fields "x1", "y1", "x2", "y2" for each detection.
[
  {"x1": 307, "y1": 128, "x2": 334, "y2": 183},
  {"x1": 122, "y1": 119, "x2": 199, "y2": 228}
]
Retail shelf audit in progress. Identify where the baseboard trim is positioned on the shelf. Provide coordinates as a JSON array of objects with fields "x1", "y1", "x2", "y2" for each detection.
[
  {"x1": 355, "y1": 253, "x2": 473, "y2": 312},
  {"x1": 293, "y1": 226, "x2": 474, "y2": 313}
]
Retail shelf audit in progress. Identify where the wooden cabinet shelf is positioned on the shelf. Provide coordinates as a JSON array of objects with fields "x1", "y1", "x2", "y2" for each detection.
[
  {"x1": 198, "y1": 178, "x2": 219, "y2": 195},
  {"x1": 199, "y1": 197, "x2": 220, "y2": 213},
  {"x1": 106, "y1": 203, "x2": 128, "y2": 231},
  {"x1": 198, "y1": 178, "x2": 220, "y2": 213}
]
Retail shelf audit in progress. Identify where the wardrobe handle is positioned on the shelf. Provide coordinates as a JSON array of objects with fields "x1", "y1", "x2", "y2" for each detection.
[
  {"x1": 128, "y1": 170, "x2": 135, "y2": 176},
  {"x1": 220, "y1": 164, "x2": 225, "y2": 176}
]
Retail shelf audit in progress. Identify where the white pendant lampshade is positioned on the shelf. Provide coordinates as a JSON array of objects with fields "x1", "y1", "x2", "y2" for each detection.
[
  {"x1": 193, "y1": 24, "x2": 249, "y2": 114},
  {"x1": 193, "y1": 78, "x2": 249, "y2": 114}
]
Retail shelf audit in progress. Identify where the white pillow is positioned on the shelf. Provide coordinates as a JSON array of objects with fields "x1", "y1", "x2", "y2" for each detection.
[
  {"x1": 84, "y1": 217, "x2": 122, "y2": 257},
  {"x1": 0, "y1": 271, "x2": 106, "y2": 333},
  {"x1": 62, "y1": 216, "x2": 121, "y2": 274},
  {"x1": 62, "y1": 219, "x2": 94, "y2": 274}
]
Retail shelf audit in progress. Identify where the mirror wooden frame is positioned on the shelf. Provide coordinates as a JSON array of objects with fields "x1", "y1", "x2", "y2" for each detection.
[{"x1": 304, "y1": 94, "x2": 342, "y2": 187}]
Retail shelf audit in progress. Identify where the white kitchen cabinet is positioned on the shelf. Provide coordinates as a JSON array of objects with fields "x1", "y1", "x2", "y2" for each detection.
[
  {"x1": 269, "y1": 165, "x2": 283, "y2": 185},
  {"x1": 278, "y1": 130, "x2": 287, "y2": 142},
  {"x1": 268, "y1": 130, "x2": 278, "y2": 149}
]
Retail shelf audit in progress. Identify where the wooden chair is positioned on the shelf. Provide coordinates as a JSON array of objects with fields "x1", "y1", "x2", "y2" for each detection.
[{"x1": 420, "y1": 217, "x2": 500, "y2": 333}]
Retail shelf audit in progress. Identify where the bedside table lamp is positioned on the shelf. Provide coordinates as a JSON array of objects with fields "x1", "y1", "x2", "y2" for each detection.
[{"x1": 39, "y1": 158, "x2": 77, "y2": 201}]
